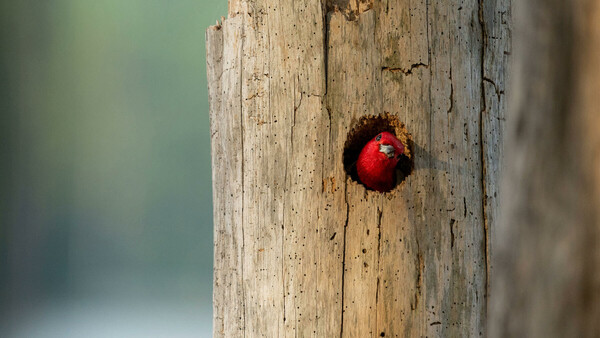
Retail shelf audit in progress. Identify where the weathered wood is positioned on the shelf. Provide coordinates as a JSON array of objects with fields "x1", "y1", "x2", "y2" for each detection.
[
  {"x1": 489, "y1": 0, "x2": 600, "y2": 337},
  {"x1": 207, "y1": 18, "x2": 245, "y2": 337},
  {"x1": 207, "y1": 0, "x2": 510, "y2": 336}
]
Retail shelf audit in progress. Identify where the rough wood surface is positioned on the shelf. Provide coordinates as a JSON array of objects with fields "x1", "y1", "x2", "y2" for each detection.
[
  {"x1": 207, "y1": 0, "x2": 510, "y2": 336},
  {"x1": 490, "y1": 0, "x2": 600, "y2": 337}
]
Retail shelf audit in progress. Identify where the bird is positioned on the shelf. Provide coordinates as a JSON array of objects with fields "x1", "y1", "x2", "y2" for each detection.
[{"x1": 356, "y1": 131, "x2": 405, "y2": 192}]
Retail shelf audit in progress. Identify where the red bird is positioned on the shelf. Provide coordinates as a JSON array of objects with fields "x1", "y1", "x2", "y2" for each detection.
[{"x1": 357, "y1": 131, "x2": 405, "y2": 192}]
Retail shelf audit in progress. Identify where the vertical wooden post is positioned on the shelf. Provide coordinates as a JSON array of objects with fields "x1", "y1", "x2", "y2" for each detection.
[
  {"x1": 490, "y1": 0, "x2": 600, "y2": 337},
  {"x1": 207, "y1": 0, "x2": 510, "y2": 336}
]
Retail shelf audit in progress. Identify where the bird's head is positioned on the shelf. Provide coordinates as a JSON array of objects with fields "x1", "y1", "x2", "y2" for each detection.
[{"x1": 370, "y1": 131, "x2": 405, "y2": 165}]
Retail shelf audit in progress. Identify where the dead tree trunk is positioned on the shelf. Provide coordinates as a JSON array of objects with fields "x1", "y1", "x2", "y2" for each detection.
[
  {"x1": 490, "y1": 0, "x2": 600, "y2": 337},
  {"x1": 207, "y1": 0, "x2": 510, "y2": 336}
]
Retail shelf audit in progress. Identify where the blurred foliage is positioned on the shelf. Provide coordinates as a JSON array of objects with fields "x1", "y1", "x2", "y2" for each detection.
[{"x1": 0, "y1": 1, "x2": 227, "y2": 336}]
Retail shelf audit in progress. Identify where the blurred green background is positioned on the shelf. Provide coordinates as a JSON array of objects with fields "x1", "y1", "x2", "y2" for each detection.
[{"x1": 0, "y1": 1, "x2": 227, "y2": 337}]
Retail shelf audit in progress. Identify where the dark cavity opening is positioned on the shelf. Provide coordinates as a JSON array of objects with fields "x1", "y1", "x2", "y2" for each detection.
[{"x1": 343, "y1": 113, "x2": 413, "y2": 191}]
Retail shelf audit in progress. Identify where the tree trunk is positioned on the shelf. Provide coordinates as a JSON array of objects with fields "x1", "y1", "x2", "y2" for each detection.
[
  {"x1": 207, "y1": 0, "x2": 510, "y2": 336},
  {"x1": 489, "y1": 0, "x2": 600, "y2": 337}
]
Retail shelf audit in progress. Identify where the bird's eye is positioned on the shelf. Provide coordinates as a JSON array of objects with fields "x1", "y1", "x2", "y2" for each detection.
[{"x1": 376, "y1": 134, "x2": 382, "y2": 141}]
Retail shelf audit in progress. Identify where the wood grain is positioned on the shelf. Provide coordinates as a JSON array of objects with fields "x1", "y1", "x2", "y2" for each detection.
[{"x1": 207, "y1": 0, "x2": 510, "y2": 336}]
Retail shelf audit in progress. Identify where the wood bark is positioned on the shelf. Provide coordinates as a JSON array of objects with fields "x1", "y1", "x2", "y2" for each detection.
[
  {"x1": 489, "y1": 0, "x2": 600, "y2": 337},
  {"x1": 207, "y1": 0, "x2": 510, "y2": 336}
]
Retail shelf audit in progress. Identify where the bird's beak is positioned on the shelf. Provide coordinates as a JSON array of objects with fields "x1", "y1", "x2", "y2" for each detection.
[
  {"x1": 391, "y1": 138, "x2": 405, "y2": 157},
  {"x1": 379, "y1": 144, "x2": 396, "y2": 158}
]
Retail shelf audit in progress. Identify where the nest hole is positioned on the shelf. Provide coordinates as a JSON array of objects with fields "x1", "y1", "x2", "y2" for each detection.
[{"x1": 343, "y1": 113, "x2": 414, "y2": 191}]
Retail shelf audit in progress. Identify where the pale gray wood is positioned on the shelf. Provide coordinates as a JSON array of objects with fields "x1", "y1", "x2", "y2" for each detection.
[
  {"x1": 490, "y1": 0, "x2": 600, "y2": 337},
  {"x1": 207, "y1": 18, "x2": 245, "y2": 337},
  {"x1": 207, "y1": 0, "x2": 510, "y2": 336},
  {"x1": 480, "y1": 0, "x2": 511, "y2": 305}
]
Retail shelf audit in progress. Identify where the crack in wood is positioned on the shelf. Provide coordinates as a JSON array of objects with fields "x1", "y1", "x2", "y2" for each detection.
[
  {"x1": 450, "y1": 218, "x2": 456, "y2": 250},
  {"x1": 483, "y1": 76, "x2": 504, "y2": 103},
  {"x1": 381, "y1": 63, "x2": 429, "y2": 75},
  {"x1": 412, "y1": 237, "x2": 423, "y2": 311},
  {"x1": 376, "y1": 206, "x2": 383, "y2": 334},
  {"x1": 478, "y1": 0, "x2": 491, "y2": 304},
  {"x1": 238, "y1": 17, "x2": 247, "y2": 337},
  {"x1": 339, "y1": 180, "x2": 350, "y2": 338},
  {"x1": 447, "y1": 66, "x2": 454, "y2": 114}
]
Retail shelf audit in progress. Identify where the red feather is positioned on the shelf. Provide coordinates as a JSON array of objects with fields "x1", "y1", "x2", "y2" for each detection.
[{"x1": 357, "y1": 132, "x2": 405, "y2": 192}]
